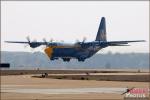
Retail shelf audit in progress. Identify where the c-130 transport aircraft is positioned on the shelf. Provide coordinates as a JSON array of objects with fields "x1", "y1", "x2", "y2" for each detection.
[{"x1": 5, "y1": 17, "x2": 145, "y2": 62}]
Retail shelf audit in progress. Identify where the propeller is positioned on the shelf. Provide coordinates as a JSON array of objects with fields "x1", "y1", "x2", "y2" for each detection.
[
  {"x1": 33, "y1": 39, "x2": 37, "y2": 42},
  {"x1": 81, "y1": 37, "x2": 87, "y2": 48},
  {"x1": 75, "y1": 39, "x2": 80, "y2": 43},
  {"x1": 25, "y1": 36, "x2": 40, "y2": 48},
  {"x1": 41, "y1": 38, "x2": 49, "y2": 50},
  {"x1": 24, "y1": 44, "x2": 28, "y2": 48},
  {"x1": 26, "y1": 36, "x2": 31, "y2": 43},
  {"x1": 24, "y1": 36, "x2": 31, "y2": 48},
  {"x1": 42, "y1": 38, "x2": 55, "y2": 49},
  {"x1": 74, "y1": 37, "x2": 87, "y2": 48},
  {"x1": 60, "y1": 40, "x2": 64, "y2": 42},
  {"x1": 82, "y1": 37, "x2": 87, "y2": 43},
  {"x1": 43, "y1": 38, "x2": 48, "y2": 46},
  {"x1": 50, "y1": 38, "x2": 53, "y2": 42}
]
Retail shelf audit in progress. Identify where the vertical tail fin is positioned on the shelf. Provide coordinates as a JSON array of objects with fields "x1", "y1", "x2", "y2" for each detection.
[{"x1": 95, "y1": 17, "x2": 107, "y2": 41}]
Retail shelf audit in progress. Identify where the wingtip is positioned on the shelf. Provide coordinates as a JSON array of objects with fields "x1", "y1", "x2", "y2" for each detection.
[
  {"x1": 139, "y1": 40, "x2": 146, "y2": 42},
  {"x1": 142, "y1": 40, "x2": 146, "y2": 42},
  {"x1": 135, "y1": 40, "x2": 146, "y2": 42},
  {"x1": 4, "y1": 41, "x2": 13, "y2": 43}
]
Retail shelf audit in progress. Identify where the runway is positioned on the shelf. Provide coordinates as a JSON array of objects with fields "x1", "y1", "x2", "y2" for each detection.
[
  {"x1": 1, "y1": 85, "x2": 126, "y2": 94},
  {"x1": 1, "y1": 73, "x2": 149, "y2": 100}
]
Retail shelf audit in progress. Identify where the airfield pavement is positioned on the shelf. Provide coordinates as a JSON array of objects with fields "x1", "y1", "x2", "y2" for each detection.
[{"x1": 0, "y1": 69, "x2": 150, "y2": 100}]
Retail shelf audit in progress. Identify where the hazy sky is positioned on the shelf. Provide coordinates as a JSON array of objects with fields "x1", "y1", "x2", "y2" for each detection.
[{"x1": 1, "y1": 1, "x2": 149, "y2": 53}]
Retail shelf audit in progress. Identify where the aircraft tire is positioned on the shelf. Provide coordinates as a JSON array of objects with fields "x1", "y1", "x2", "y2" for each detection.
[
  {"x1": 63, "y1": 58, "x2": 70, "y2": 62},
  {"x1": 78, "y1": 58, "x2": 85, "y2": 62}
]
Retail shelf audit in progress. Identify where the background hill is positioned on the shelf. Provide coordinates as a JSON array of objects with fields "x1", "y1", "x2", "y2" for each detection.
[{"x1": 1, "y1": 51, "x2": 149, "y2": 69}]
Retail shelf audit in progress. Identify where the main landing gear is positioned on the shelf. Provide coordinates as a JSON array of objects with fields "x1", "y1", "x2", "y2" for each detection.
[
  {"x1": 50, "y1": 57, "x2": 85, "y2": 62},
  {"x1": 78, "y1": 58, "x2": 85, "y2": 62},
  {"x1": 62, "y1": 58, "x2": 70, "y2": 62}
]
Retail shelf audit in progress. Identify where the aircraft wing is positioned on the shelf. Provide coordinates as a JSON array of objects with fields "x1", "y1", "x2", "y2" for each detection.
[
  {"x1": 5, "y1": 41, "x2": 49, "y2": 48},
  {"x1": 5, "y1": 41, "x2": 47, "y2": 45},
  {"x1": 5, "y1": 41, "x2": 30, "y2": 44},
  {"x1": 91, "y1": 40, "x2": 145, "y2": 47},
  {"x1": 5, "y1": 40, "x2": 59, "y2": 48},
  {"x1": 107, "y1": 40, "x2": 145, "y2": 44}
]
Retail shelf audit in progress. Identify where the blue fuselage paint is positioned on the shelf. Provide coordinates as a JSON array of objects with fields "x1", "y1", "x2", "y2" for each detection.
[{"x1": 51, "y1": 45, "x2": 102, "y2": 59}]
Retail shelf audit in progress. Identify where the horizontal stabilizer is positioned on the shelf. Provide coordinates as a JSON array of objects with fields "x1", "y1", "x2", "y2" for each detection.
[{"x1": 5, "y1": 41, "x2": 46, "y2": 45}]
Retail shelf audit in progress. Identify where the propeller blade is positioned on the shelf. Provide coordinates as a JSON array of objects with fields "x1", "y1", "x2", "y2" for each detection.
[
  {"x1": 26, "y1": 36, "x2": 30, "y2": 43},
  {"x1": 30, "y1": 48, "x2": 35, "y2": 53},
  {"x1": 50, "y1": 38, "x2": 53, "y2": 42},
  {"x1": 43, "y1": 38, "x2": 48, "y2": 46},
  {"x1": 24, "y1": 36, "x2": 31, "y2": 48},
  {"x1": 33, "y1": 39, "x2": 37, "y2": 42},
  {"x1": 75, "y1": 39, "x2": 80, "y2": 43},
  {"x1": 82, "y1": 37, "x2": 86, "y2": 43},
  {"x1": 43, "y1": 38, "x2": 47, "y2": 43},
  {"x1": 24, "y1": 44, "x2": 28, "y2": 48},
  {"x1": 61, "y1": 40, "x2": 64, "y2": 42}
]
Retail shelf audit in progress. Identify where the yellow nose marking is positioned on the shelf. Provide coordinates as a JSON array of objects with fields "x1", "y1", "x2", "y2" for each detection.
[
  {"x1": 44, "y1": 47, "x2": 53, "y2": 58},
  {"x1": 44, "y1": 46, "x2": 73, "y2": 58}
]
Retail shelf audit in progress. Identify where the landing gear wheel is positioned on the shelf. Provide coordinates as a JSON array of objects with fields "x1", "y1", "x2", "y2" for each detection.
[
  {"x1": 78, "y1": 58, "x2": 85, "y2": 62},
  {"x1": 63, "y1": 58, "x2": 70, "y2": 62}
]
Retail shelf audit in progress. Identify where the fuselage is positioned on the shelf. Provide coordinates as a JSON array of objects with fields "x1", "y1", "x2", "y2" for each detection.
[{"x1": 44, "y1": 42, "x2": 102, "y2": 61}]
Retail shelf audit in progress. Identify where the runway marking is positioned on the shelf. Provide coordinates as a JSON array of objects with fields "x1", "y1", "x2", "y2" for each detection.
[{"x1": 1, "y1": 85, "x2": 127, "y2": 94}]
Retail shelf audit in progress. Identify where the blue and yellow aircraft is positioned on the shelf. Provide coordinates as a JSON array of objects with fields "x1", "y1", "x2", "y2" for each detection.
[{"x1": 5, "y1": 17, "x2": 145, "y2": 62}]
